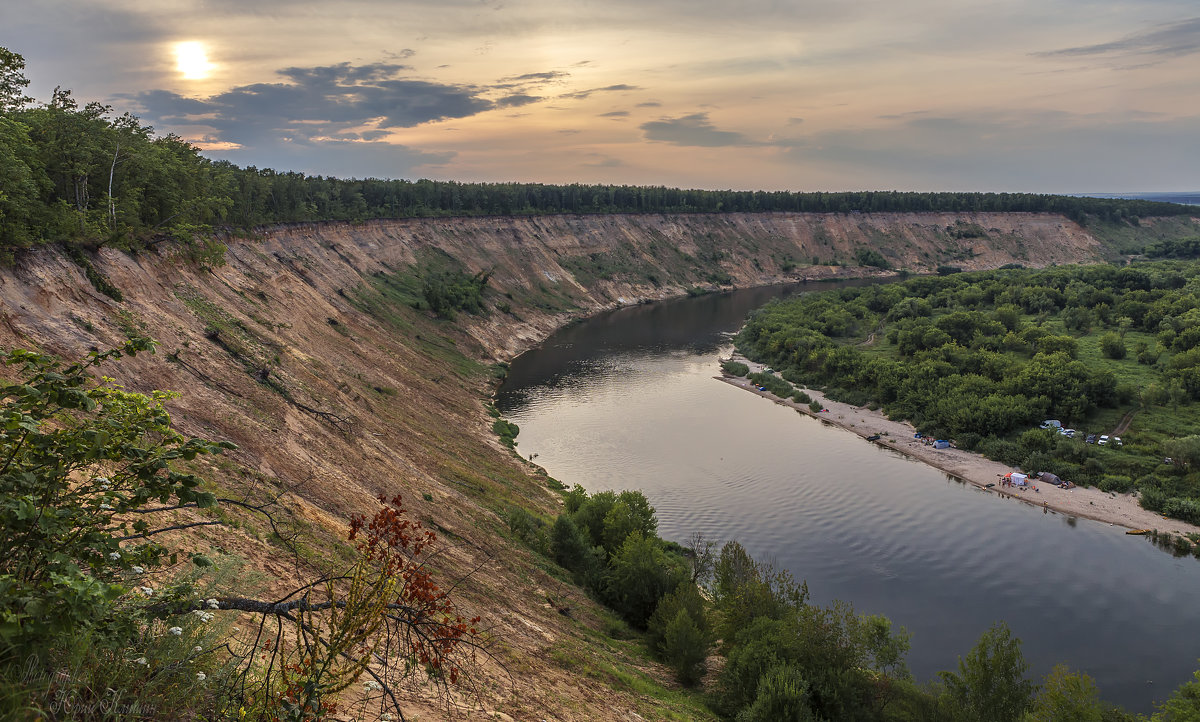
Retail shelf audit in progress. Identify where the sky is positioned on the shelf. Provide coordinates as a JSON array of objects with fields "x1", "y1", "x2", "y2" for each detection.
[{"x1": 5, "y1": 0, "x2": 1199, "y2": 193}]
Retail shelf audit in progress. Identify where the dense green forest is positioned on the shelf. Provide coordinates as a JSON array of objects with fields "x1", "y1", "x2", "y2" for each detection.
[
  {"x1": 737, "y1": 261, "x2": 1200, "y2": 526},
  {"x1": 506, "y1": 484, "x2": 1200, "y2": 720},
  {"x1": 2, "y1": 46, "x2": 1195, "y2": 261}
]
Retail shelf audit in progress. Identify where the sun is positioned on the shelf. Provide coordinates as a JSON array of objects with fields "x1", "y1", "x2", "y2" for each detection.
[{"x1": 174, "y1": 41, "x2": 214, "y2": 80}]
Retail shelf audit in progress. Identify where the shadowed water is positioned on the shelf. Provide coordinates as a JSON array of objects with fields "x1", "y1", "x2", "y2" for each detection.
[{"x1": 496, "y1": 284, "x2": 1200, "y2": 713}]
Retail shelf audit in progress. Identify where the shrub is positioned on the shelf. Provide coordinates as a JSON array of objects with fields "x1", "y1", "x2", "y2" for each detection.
[
  {"x1": 1100, "y1": 332, "x2": 1126, "y2": 360},
  {"x1": 648, "y1": 582, "x2": 709, "y2": 653},
  {"x1": 492, "y1": 418, "x2": 520, "y2": 448},
  {"x1": 809, "y1": 400, "x2": 823, "y2": 412},
  {"x1": 0, "y1": 340, "x2": 231, "y2": 653},
  {"x1": 506, "y1": 506, "x2": 549, "y2": 554},
  {"x1": 662, "y1": 609, "x2": 709, "y2": 686},
  {"x1": 723, "y1": 360, "x2": 750, "y2": 377}
]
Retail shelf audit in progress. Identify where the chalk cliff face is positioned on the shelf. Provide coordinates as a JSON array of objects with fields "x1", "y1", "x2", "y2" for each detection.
[{"x1": 0, "y1": 211, "x2": 1109, "y2": 719}]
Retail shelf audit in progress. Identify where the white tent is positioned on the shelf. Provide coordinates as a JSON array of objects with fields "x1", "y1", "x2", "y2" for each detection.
[{"x1": 1005, "y1": 472, "x2": 1028, "y2": 486}]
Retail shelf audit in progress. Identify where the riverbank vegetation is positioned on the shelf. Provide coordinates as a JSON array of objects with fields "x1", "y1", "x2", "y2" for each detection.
[
  {"x1": 2, "y1": 47, "x2": 1195, "y2": 263},
  {"x1": 737, "y1": 260, "x2": 1200, "y2": 527}
]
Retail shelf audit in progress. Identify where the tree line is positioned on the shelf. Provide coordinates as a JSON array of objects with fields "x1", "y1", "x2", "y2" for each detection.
[{"x1": 2, "y1": 46, "x2": 1193, "y2": 261}]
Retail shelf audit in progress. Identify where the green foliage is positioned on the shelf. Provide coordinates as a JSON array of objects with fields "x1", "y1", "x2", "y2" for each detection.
[
  {"x1": 938, "y1": 622, "x2": 1034, "y2": 722},
  {"x1": 855, "y1": 247, "x2": 891, "y2": 269},
  {"x1": 662, "y1": 608, "x2": 709, "y2": 686},
  {"x1": 723, "y1": 360, "x2": 750, "y2": 377},
  {"x1": 0, "y1": 341, "x2": 232, "y2": 652},
  {"x1": 747, "y1": 371, "x2": 794, "y2": 398},
  {"x1": 735, "y1": 665, "x2": 818, "y2": 722},
  {"x1": 506, "y1": 506, "x2": 549, "y2": 554},
  {"x1": 648, "y1": 582, "x2": 710, "y2": 656},
  {"x1": 1101, "y1": 332, "x2": 1127, "y2": 360},
  {"x1": 1025, "y1": 664, "x2": 1103, "y2": 722},
  {"x1": 601, "y1": 491, "x2": 658, "y2": 554},
  {"x1": 605, "y1": 532, "x2": 685, "y2": 628},
  {"x1": 421, "y1": 268, "x2": 490, "y2": 319},
  {"x1": 737, "y1": 261, "x2": 1200, "y2": 523},
  {"x1": 1155, "y1": 667, "x2": 1200, "y2": 721},
  {"x1": 492, "y1": 418, "x2": 520, "y2": 448},
  {"x1": 550, "y1": 514, "x2": 605, "y2": 588}
]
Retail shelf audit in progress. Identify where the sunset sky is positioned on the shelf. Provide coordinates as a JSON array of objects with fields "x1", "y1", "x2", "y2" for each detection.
[{"x1": 7, "y1": 0, "x2": 1199, "y2": 192}]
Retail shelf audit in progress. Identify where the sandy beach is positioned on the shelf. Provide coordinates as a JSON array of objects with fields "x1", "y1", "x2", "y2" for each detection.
[{"x1": 719, "y1": 357, "x2": 1200, "y2": 538}]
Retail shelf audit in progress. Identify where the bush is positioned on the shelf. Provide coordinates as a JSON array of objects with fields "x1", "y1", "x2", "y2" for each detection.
[
  {"x1": 507, "y1": 506, "x2": 549, "y2": 554},
  {"x1": 492, "y1": 418, "x2": 520, "y2": 448},
  {"x1": 793, "y1": 390, "x2": 812, "y2": 404},
  {"x1": 723, "y1": 360, "x2": 750, "y2": 377},
  {"x1": 1100, "y1": 332, "x2": 1126, "y2": 360},
  {"x1": 0, "y1": 341, "x2": 230, "y2": 653},
  {"x1": 736, "y1": 665, "x2": 818, "y2": 722},
  {"x1": 648, "y1": 582, "x2": 709, "y2": 654},
  {"x1": 809, "y1": 400, "x2": 823, "y2": 413},
  {"x1": 662, "y1": 609, "x2": 709, "y2": 686}
]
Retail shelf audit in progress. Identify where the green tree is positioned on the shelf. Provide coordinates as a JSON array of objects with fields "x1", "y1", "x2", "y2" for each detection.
[
  {"x1": 1155, "y1": 667, "x2": 1200, "y2": 722},
  {"x1": 0, "y1": 340, "x2": 231, "y2": 651},
  {"x1": 0, "y1": 47, "x2": 32, "y2": 112},
  {"x1": 605, "y1": 532, "x2": 682, "y2": 627},
  {"x1": 736, "y1": 665, "x2": 818, "y2": 722},
  {"x1": 939, "y1": 622, "x2": 1035, "y2": 722},
  {"x1": 662, "y1": 608, "x2": 709, "y2": 686},
  {"x1": 1100, "y1": 332, "x2": 1127, "y2": 360},
  {"x1": 1024, "y1": 665, "x2": 1103, "y2": 722},
  {"x1": 647, "y1": 581, "x2": 709, "y2": 654}
]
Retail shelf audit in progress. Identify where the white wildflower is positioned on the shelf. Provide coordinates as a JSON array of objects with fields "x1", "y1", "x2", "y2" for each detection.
[
  {"x1": 193, "y1": 645, "x2": 203, "y2": 653},
  {"x1": 168, "y1": 627, "x2": 183, "y2": 636},
  {"x1": 381, "y1": 714, "x2": 394, "y2": 721},
  {"x1": 196, "y1": 672, "x2": 207, "y2": 682},
  {"x1": 99, "y1": 503, "x2": 113, "y2": 511},
  {"x1": 108, "y1": 552, "x2": 121, "y2": 561},
  {"x1": 132, "y1": 566, "x2": 144, "y2": 574},
  {"x1": 134, "y1": 657, "x2": 148, "y2": 666},
  {"x1": 232, "y1": 626, "x2": 240, "y2": 632},
  {"x1": 206, "y1": 598, "x2": 220, "y2": 609},
  {"x1": 363, "y1": 680, "x2": 382, "y2": 692}
]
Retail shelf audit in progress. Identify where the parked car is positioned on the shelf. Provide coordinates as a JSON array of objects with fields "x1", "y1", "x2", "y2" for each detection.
[
  {"x1": 1062, "y1": 428, "x2": 1076, "y2": 438},
  {"x1": 1085, "y1": 434, "x2": 1097, "y2": 444},
  {"x1": 1112, "y1": 436, "x2": 1123, "y2": 447},
  {"x1": 1098, "y1": 435, "x2": 1110, "y2": 445},
  {"x1": 1041, "y1": 420, "x2": 1062, "y2": 430}
]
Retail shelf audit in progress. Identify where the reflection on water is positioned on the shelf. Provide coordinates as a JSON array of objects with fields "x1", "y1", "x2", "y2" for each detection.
[{"x1": 496, "y1": 284, "x2": 1200, "y2": 713}]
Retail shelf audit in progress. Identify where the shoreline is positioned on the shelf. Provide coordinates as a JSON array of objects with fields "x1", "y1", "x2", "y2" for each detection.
[{"x1": 718, "y1": 357, "x2": 1200, "y2": 538}]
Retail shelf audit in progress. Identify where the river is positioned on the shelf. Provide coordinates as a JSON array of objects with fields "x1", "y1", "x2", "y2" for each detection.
[{"x1": 495, "y1": 282, "x2": 1200, "y2": 713}]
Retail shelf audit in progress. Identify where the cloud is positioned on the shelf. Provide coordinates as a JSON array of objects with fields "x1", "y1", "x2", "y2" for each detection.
[
  {"x1": 122, "y1": 60, "x2": 494, "y2": 178},
  {"x1": 636, "y1": 101, "x2": 662, "y2": 108},
  {"x1": 1035, "y1": 16, "x2": 1200, "y2": 61},
  {"x1": 640, "y1": 113, "x2": 751, "y2": 147},
  {"x1": 126, "y1": 61, "x2": 495, "y2": 147},
  {"x1": 560, "y1": 84, "x2": 640, "y2": 100},
  {"x1": 599, "y1": 110, "x2": 629, "y2": 118},
  {"x1": 496, "y1": 93, "x2": 541, "y2": 107}
]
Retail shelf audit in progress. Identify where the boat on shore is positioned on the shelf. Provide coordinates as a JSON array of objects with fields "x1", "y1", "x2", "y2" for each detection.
[{"x1": 1126, "y1": 529, "x2": 1152, "y2": 535}]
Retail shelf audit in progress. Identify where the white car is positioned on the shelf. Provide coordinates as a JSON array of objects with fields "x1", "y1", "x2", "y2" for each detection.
[
  {"x1": 1098, "y1": 435, "x2": 1109, "y2": 445},
  {"x1": 1061, "y1": 428, "x2": 1076, "y2": 438}
]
